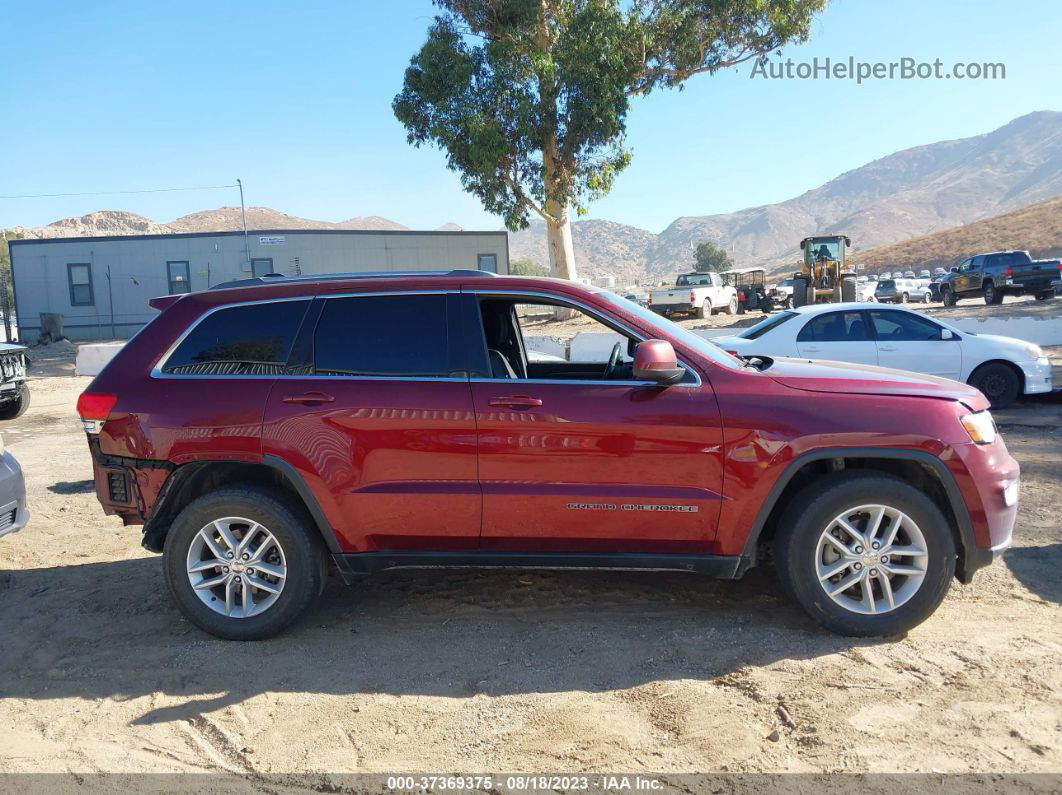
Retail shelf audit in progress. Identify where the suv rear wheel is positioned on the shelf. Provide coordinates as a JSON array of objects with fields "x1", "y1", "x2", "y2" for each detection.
[
  {"x1": 163, "y1": 486, "x2": 327, "y2": 640},
  {"x1": 775, "y1": 472, "x2": 955, "y2": 637}
]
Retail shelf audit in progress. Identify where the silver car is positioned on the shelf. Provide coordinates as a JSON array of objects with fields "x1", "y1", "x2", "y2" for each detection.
[{"x1": 0, "y1": 434, "x2": 28, "y2": 539}]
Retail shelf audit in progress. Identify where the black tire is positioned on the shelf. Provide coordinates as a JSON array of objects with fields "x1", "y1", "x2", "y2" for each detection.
[
  {"x1": 736, "y1": 302, "x2": 746, "y2": 315},
  {"x1": 983, "y1": 282, "x2": 1003, "y2": 305},
  {"x1": 792, "y1": 277, "x2": 810, "y2": 308},
  {"x1": 694, "y1": 298, "x2": 710, "y2": 319},
  {"x1": 0, "y1": 384, "x2": 30, "y2": 420},
  {"x1": 941, "y1": 286, "x2": 958, "y2": 307},
  {"x1": 900, "y1": 292, "x2": 909, "y2": 304},
  {"x1": 163, "y1": 486, "x2": 327, "y2": 640},
  {"x1": 1035, "y1": 290, "x2": 1054, "y2": 301},
  {"x1": 725, "y1": 296, "x2": 738, "y2": 315},
  {"x1": 840, "y1": 277, "x2": 857, "y2": 303},
  {"x1": 968, "y1": 361, "x2": 1021, "y2": 409},
  {"x1": 774, "y1": 472, "x2": 956, "y2": 637}
]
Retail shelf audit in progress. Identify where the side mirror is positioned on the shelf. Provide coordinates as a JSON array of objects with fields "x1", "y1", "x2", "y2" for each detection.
[
  {"x1": 941, "y1": 329, "x2": 954, "y2": 340},
  {"x1": 633, "y1": 339, "x2": 685, "y2": 384},
  {"x1": 950, "y1": 267, "x2": 959, "y2": 273}
]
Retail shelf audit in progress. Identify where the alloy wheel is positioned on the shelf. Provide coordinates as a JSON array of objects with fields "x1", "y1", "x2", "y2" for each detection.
[
  {"x1": 815, "y1": 504, "x2": 928, "y2": 615},
  {"x1": 186, "y1": 517, "x2": 287, "y2": 618}
]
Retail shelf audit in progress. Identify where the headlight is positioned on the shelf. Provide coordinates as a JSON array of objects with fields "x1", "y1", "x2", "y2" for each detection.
[
  {"x1": 960, "y1": 411, "x2": 997, "y2": 445},
  {"x1": 1025, "y1": 343, "x2": 1044, "y2": 359}
]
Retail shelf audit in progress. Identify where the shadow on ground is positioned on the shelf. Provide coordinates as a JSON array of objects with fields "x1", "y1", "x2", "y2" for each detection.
[
  {"x1": 1005, "y1": 543, "x2": 1062, "y2": 605},
  {"x1": 47, "y1": 480, "x2": 95, "y2": 495},
  {"x1": 0, "y1": 555, "x2": 872, "y2": 725}
]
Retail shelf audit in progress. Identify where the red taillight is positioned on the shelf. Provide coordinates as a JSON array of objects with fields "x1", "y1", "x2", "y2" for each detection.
[
  {"x1": 77, "y1": 392, "x2": 117, "y2": 422},
  {"x1": 647, "y1": 293, "x2": 652, "y2": 305},
  {"x1": 726, "y1": 349, "x2": 738, "y2": 355},
  {"x1": 690, "y1": 291, "x2": 696, "y2": 304},
  {"x1": 1003, "y1": 266, "x2": 1014, "y2": 278}
]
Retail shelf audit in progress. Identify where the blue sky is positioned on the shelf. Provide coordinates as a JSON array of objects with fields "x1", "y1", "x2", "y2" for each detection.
[{"x1": 2, "y1": 0, "x2": 1059, "y2": 233}]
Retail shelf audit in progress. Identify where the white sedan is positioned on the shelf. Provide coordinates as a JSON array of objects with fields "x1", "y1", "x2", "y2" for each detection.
[{"x1": 712, "y1": 302, "x2": 1053, "y2": 408}]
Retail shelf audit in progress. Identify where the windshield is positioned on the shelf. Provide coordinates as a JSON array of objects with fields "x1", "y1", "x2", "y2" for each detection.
[
  {"x1": 597, "y1": 291, "x2": 742, "y2": 369},
  {"x1": 737, "y1": 311, "x2": 798, "y2": 340},
  {"x1": 777, "y1": 279, "x2": 794, "y2": 287},
  {"x1": 675, "y1": 273, "x2": 711, "y2": 286},
  {"x1": 805, "y1": 240, "x2": 839, "y2": 263}
]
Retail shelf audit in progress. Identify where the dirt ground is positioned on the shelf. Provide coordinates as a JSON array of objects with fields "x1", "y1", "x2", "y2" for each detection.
[{"x1": 0, "y1": 326, "x2": 1060, "y2": 781}]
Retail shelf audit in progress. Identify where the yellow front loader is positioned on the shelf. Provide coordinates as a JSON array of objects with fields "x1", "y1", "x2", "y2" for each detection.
[{"x1": 792, "y1": 235, "x2": 857, "y2": 306}]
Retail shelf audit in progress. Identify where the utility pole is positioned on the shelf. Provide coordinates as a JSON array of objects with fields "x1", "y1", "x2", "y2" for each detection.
[
  {"x1": 0, "y1": 230, "x2": 10, "y2": 343},
  {"x1": 237, "y1": 178, "x2": 250, "y2": 267}
]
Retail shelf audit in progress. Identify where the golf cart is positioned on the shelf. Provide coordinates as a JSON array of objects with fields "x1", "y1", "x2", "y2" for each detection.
[{"x1": 721, "y1": 268, "x2": 774, "y2": 314}]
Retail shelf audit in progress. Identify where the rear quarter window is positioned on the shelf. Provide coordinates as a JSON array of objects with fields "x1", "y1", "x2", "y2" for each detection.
[{"x1": 161, "y1": 300, "x2": 310, "y2": 375}]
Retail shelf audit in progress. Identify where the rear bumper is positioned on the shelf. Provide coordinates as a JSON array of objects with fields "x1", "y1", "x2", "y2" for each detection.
[
  {"x1": 0, "y1": 451, "x2": 29, "y2": 539},
  {"x1": 650, "y1": 302, "x2": 693, "y2": 313},
  {"x1": 1019, "y1": 358, "x2": 1053, "y2": 395}
]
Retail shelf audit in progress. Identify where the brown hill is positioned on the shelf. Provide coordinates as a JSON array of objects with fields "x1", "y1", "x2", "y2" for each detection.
[
  {"x1": 335, "y1": 216, "x2": 409, "y2": 231},
  {"x1": 647, "y1": 111, "x2": 1062, "y2": 272},
  {"x1": 169, "y1": 206, "x2": 337, "y2": 232},
  {"x1": 854, "y1": 197, "x2": 1062, "y2": 271},
  {"x1": 13, "y1": 207, "x2": 411, "y2": 239},
  {"x1": 17, "y1": 210, "x2": 170, "y2": 239},
  {"x1": 508, "y1": 219, "x2": 656, "y2": 281}
]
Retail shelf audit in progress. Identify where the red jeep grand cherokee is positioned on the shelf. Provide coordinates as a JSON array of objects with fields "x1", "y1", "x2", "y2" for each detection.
[{"x1": 78, "y1": 271, "x2": 1018, "y2": 640}]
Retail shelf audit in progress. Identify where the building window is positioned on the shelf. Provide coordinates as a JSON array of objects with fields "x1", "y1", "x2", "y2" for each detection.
[
  {"x1": 167, "y1": 261, "x2": 191, "y2": 294},
  {"x1": 251, "y1": 258, "x2": 274, "y2": 277},
  {"x1": 68, "y1": 263, "x2": 94, "y2": 306},
  {"x1": 477, "y1": 254, "x2": 498, "y2": 273}
]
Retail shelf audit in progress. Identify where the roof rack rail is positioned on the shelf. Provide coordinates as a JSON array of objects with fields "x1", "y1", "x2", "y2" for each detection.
[{"x1": 210, "y1": 269, "x2": 498, "y2": 290}]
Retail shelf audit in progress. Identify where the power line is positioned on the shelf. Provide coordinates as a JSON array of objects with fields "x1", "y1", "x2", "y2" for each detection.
[{"x1": 0, "y1": 183, "x2": 239, "y2": 200}]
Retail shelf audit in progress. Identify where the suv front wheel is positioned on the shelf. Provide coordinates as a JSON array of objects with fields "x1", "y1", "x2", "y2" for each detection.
[
  {"x1": 163, "y1": 486, "x2": 327, "y2": 640},
  {"x1": 775, "y1": 472, "x2": 955, "y2": 637}
]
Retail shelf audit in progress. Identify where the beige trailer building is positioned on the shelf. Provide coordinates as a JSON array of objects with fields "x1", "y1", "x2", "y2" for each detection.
[{"x1": 9, "y1": 228, "x2": 509, "y2": 341}]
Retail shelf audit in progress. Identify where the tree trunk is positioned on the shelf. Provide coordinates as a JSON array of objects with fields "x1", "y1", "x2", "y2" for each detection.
[{"x1": 544, "y1": 198, "x2": 578, "y2": 282}]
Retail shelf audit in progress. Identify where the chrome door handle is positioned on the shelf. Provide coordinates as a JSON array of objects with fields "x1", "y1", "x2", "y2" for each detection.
[
  {"x1": 282, "y1": 392, "x2": 336, "y2": 405},
  {"x1": 489, "y1": 395, "x2": 543, "y2": 409},
  {"x1": 878, "y1": 345, "x2": 897, "y2": 351},
  {"x1": 802, "y1": 346, "x2": 820, "y2": 352}
]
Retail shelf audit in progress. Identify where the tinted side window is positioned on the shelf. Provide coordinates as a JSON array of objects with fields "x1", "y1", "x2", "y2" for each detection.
[
  {"x1": 314, "y1": 294, "x2": 449, "y2": 377},
  {"x1": 870, "y1": 310, "x2": 942, "y2": 341},
  {"x1": 797, "y1": 311, "x2": 870, "y2": 342},
  {"x1": 163, "y1": 300, "x2": 310, "y2": 375}
]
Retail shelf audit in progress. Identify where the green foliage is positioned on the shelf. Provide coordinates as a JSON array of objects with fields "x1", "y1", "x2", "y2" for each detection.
[
  {"x1": 694, "y1": 240, "x2": 733, "y2": 272},
  {"x1": 510, "y1": 257, "x2": 550, "y2": 277},
  {"x1": 394, "y1": 0, "x2": 827, "y2": 232}
]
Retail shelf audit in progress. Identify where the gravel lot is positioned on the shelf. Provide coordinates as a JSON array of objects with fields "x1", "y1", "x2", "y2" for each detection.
[{"x1": 0, "y1": 309, "x2": 1059, "y2": 782}]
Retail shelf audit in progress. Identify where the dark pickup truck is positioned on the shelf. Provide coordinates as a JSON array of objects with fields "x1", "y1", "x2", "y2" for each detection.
[{"x1": 938, "y1": 250, "x2": 1062, "y2": 306}]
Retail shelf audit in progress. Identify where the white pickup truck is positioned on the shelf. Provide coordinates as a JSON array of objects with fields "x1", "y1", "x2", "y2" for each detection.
[{"x1": 648, "y1": 272, "x2": 738, "y2": 318}]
